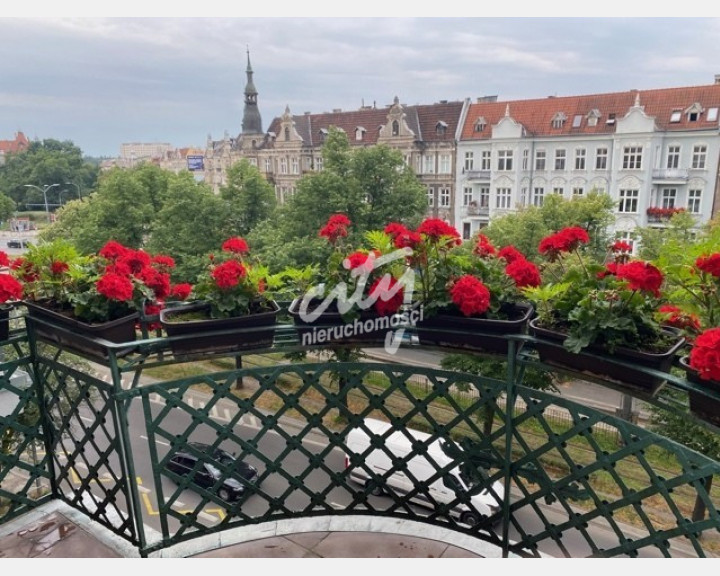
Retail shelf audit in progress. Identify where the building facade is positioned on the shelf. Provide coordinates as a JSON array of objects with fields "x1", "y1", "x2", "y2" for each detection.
[
  {"x1": 0, "y1": 131, "x2": 29, "y2": 166},
  {"x1": 203, "y1": 53, "x2": 468, "y2": 225},
  {"x1": 455, "y1": 82, "x2": 720, "y2": 243}
]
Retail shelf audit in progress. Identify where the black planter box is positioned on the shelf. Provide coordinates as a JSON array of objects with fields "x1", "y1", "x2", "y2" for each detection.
[
  {"x1": 415, "y1": 302, "x2": 533, "y2": 355},
  {"x1": 160, "y1": 301, "x2": 279, "y2": 359},
  {"x1": 529, "y1": 318, "x2": 685, "y2": 395},
  {"x1": 24, "y1": 300, "x2": 138, "y2": 360},
  {"x1": 680, "y1": 356, "x2": 720, "y2": 427}
]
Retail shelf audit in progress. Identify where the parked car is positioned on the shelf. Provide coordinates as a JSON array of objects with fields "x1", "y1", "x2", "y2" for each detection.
[
  {"x1": 6, "y1": 238, "x2": 30, "y2": 249},
  {"x1": 164, "y1": 442, "x2": 259, "y2": 502}
]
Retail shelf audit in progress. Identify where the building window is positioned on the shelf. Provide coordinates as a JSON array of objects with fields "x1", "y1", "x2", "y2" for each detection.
[
  {"x1": 618, "y1": 189, "x2": 639, "y2": 213},
  {"x1": 439, "y1": 154, "x2": 451, "y2": 174},
  {"x1": 552, "y1": 187, "x2": 564, "y2": 196},
  {"x1": 480, "y1": 150, "x2": 491, "y2": 170},
  {"x1": 670, "y1": 110, "x2": 682, "y2": 123},
  {"x1": 692, "y1": 145, "x2": 707, "y2": 169},
  {"x1": 423, "y1": 154, "x2": 435, "y2": 174},
  {"x1": 436, "y1": 121, "x2": 448, "y2": 136},
  {"x1": 522, "y1": 149, "x2": 529, "y2": 171},
  {"x1": 265, "y1": 158, "x2": 273, "y2": 173},
  {"x1": 596, "y1": 147, "x2": 608, "y2": 170},
  {"x1": 572, "y1": 187, "x2": 584, "y2": 196},
  {"x1": 554, "y1": 149, "x2": 566, "y2": 170},
  {"x1": 617, "y1": 231, "x2": 635, "y2": 254},
  {"x1": 708, "y1": 108, "x2": 719, "y2": 122},
  {"x1": 532, "y1": 187, "x2": 545, "y2": 206},
  {"x1": 463, "y1": 187, "x2": 473, "y2": 206},
  {"x1": 427, "y1": 187, "x2": 434, "y2": 207},
  {"x1": 497, "y1": 150, "x2": 513, "y2": 171},
  {"x1": 439, "y1": 188, "x2": 451, "y2": 207},
  {"x1": 355, "y1": 127, "x2": 365, "y2": 141},
  {"x1": 280, "y1": 158, "x2": 288, "y2": 174},
  {"x1": 291, "y1": 157, "x2": 299, "y2": 174},
  {"x1": 315, "y1": 157, "x2": 323, "y2": 171},
  {"x1": 574, "y1": 148, "x2": 586, "y2": 170},
  {"x1": 572, "y1": 114, "x2": 582, "y2": 128},
  {"x1": 661, "y1": 188, "x2": 677, "y2": 209},
  {"x1": 551, "y1": 112, "x2": 566, "y2": 129},
  {"x1": 688, "y1": 189, "x2": 702, "y2": 214},
  {"x1": 622, "y1": 146, "x2": 643, "y2": 170},
  {"x1": 496, "y1": 188, "x2": 512, "y2": 209},
  {"x1": 474, "y1": 117, "x2": 487, "y2": 132},
  {"x1": 666, "y1": 145, "x2": 680, "y2": 169},
  {"x1": 464, "y1": 151, "x2": 474, "y2": 171},
  {"x1": 463, "y1": 222, "x2": 471, "y2": 240},
  {"x1": 392, "y1": 121, "x2": 399, "y2": 136},
  {"x1": 535, "y1": 150, "x2": 546, "y2": 171},
  {"x1": 479, "y1": 187, "x2": 490, "y2": 208}
]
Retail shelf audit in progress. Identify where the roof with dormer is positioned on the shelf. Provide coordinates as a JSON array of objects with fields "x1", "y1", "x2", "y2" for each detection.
[
  {"x1": 266, "y1": 100, "x2": 465, "y2": 147},
  {"x1": 460, "y1": 83, "x2": 720, "y2": 140}
]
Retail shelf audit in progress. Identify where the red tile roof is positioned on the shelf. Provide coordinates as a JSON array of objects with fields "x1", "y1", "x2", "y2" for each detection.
[
  {"x1": 267, "y1": 100, "x2": 465, "y2": 147},
  {"x1": 460, "y1": 84, "x2": 720, "y2": 140},
  {"x1": 0, "y1": 131, "x2": 29, "y2": 154}
]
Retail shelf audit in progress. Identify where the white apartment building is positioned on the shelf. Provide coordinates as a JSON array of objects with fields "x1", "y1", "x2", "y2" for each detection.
[{"x1": 455, "y1": 82, "x2": 720, "y2": 246}]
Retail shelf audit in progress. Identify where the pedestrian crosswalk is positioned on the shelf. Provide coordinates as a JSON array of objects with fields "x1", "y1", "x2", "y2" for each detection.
[{"x1": 147, "y1": 392, "x2": 260, "y2": 429}]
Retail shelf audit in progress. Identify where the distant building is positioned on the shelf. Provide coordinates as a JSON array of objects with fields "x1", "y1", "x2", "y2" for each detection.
[
  {"x1": 204, "y1": 51, "x2": 467, "y2": 224},
  {"x1": 455, "y1": 80, "x2": 720, "y2": 243},
  {"x1": 118, "y1": 142, "x2": 173, "y2": 168},
  {"x1": 0, "y1": 131, "x2": 29, "y2": 165}
]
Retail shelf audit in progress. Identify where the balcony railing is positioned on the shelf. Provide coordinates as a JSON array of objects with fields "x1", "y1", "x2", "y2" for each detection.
[
  {"x1": 462, "y1": 204, "x2": 490, "y2": 217},
  {"x1": 1, "y1": 305, "x2": 719, "y2": 558},
  {"x1": 463, "y1": 169, "x2": 491, "y2": 180},
  {"x1": 652, "y1": 169, "x2": 689, "y2": 182}
]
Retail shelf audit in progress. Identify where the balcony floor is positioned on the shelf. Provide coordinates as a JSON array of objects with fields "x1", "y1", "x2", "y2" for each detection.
[{"x1": 0, "y1": 501, "x2": 497, "y2": 558}]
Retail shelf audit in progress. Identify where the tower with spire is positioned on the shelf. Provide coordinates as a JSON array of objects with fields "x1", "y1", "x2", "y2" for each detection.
[{"x1": 241, "y1": 48, "x2": 263, "y2": 137}]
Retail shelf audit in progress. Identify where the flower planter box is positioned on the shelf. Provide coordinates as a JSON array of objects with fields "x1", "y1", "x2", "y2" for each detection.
[
  {"x1": 529, "y1": 318, "x2": 685, "y2": 395},
  {"x1": 24, "y1": 300, "x2": 138, "y2": 360},
  {"x1": 680, "y1": 356, "x2": 720, "y2": 428},
  {"x1": 288, "y1": 298, "x2": 401, "y2": 347},
  {"x1": 160, "y1": 301, "x2": 279, "y2": 359},
  {"x1": 415, "y1": 302, "x2": 533, "y2": 355}
]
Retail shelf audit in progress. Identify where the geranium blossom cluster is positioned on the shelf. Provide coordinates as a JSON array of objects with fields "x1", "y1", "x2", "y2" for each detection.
[
  {"x1": 538, "y1": 226, "x2": 590, "y2": 262},
  {"x1": 689, "y1": 327, "x2": 720, "y2": 381},
  {"x1": 319, "y1": 214, "x2": 351, "y2": 244},
  {"x1": 0, "y1": 251, "x2": 23, "y2": 304}
]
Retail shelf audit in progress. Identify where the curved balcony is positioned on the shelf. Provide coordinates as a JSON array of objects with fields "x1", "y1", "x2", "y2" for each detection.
[{"x1": 1, "y1": 305, "x2": 719, "y2": 558}]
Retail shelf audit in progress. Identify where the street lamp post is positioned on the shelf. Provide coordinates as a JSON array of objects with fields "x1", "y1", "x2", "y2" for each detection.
[
  {"x1": 24, "y1": 183, "x2": 59, "y2": 222},
  {"x1": 65, "y1": 181, "x2": 82, "y2": 201}
]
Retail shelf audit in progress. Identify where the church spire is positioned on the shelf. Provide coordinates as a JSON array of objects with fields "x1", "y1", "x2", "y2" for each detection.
[{"x1": 241, "y1": 47, "x2": 263, "y2": 135}]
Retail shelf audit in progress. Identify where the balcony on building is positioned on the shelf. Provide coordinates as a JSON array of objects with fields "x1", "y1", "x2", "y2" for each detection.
[
  {"x1": 462, "y1": 202, "x2": 490, "y2": 217},
  {"x1": 463, "y1": 169, "x2": 491, "y2": 181},
  {"x1": 652, "y1": 168, "x2": 689, "y2": 184}
]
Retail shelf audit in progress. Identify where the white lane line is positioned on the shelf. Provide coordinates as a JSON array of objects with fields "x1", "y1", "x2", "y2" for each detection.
[{"x1": 140, "y1": 435, "x2": 170, "y2": 447}]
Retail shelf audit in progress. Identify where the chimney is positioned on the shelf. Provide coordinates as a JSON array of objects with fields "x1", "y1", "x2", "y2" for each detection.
[{"x1": 715, "y1": 74, "x2": 720, "y2": 85}]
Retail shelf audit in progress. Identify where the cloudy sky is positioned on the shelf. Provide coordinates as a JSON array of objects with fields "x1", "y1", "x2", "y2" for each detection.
[{"x1": 3, "y1": 12, "x2": 720, "y2": 157}]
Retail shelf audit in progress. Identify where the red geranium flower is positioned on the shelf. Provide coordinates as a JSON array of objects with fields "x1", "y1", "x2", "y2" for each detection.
[
  {"x1": 211, "y1": 260, "x2": 247, "y2": 290},
  {"x1": 689, "y1": 327, "x2": 720, "y2": 381},
  {"x1": 345, "y1": 251, "x2": 377, "y2": 272},
  {"x1": 119, "y1": 249, "x2": 152, "y2": 275},
  {"x1": 369, "y1": 276, "x2": 404, "y2": 316},
  {"x1": 473, "y1": 234, "x2": 496, "y2": 258},
  {"x1": 169, "y1": 283, "x2": 192, "y2": 300},
  {"x1": 96, "y1": 272, "x2": 134, "y2": 302},
  {"x1": 0, "y1": 251, "x2": 10, "y2": 268},
  {"x1": 498, "y1": 245, "x2": 524, "y2": 264},
  {"x1": 384, "y1": 223, "x2": 421, "y2": 249},
  {"x1": 0, "y1": 274, "x2": 23, "y2": 303},
  {"x1": 616, "y1": 261, "x2": 664, "y2": 297},
  {"x1": 319, "y1": 214, "x2": 351, "y2": 244},
  {"x1": 450, "y1": 275, "x2": 491, "y2": 317},
  {"x1": 611, "y1": 241, "x2": 633, "y2": 253},
  {"x1": 597, "y1": 262, "x2": 619, "y2": 279},
  {"x1": 99, "y1": 240, "x2": 130, "y2": 262},
  {"x1": 657, "y1": 304, "x2": 701, "y2": 336},
  {"x1": 539, "y1": 226, "x2": 590, "y2": 260},
  {"x1": 222, "y1": 237, "x2": 250, "y2": 255},
  {"x1": 50, "y1": 260, "x2": 69, "y2": 276},
  {"x1": 696, "y1": 253, "x2": 720, "y2": 278},
  {"x1": 417, "y1": 218, "x2": 461, "y2": 244},
  {"x1": 151, "y1": 255, "x2": 176, "y2": 271},
  {"x1": 138, "y1": 267, "x2": 171, "y2": 299},
  {"x1": 505, "y1": 258, "x2": 541, "y2": 288}
]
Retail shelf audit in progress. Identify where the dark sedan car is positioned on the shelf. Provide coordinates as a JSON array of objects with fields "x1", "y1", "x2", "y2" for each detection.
[{"x1": 164, "y1": 442, "x2": 259, "y2": 502}]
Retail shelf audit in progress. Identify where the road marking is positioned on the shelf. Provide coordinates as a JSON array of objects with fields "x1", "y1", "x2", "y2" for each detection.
[{"x1": 140, "y1": 435, "x2": 169, "y2": 447}]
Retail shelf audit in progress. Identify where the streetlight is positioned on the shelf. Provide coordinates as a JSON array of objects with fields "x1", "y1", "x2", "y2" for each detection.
[
  {"x1": 24, "y1": 183, "x2": 59, "y2": 222},
  {"x1": 65, "y1": 181, "x2": 82, "y2": 201}
]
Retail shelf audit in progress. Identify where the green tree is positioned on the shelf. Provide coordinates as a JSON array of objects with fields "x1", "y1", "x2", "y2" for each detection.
[
  {"x1": 484, "y1": 191, "x2": 615, "y2": 261},
  {"x1": 0, "y1": 193, "x2": 16, "y2": 224},
  {"x1": 251, "y1": 127, "x2": 426, "y2": 269},
  {"x1": 0, "y1": 139, "x2": 98, "y2": 210},
  {"x1": 219, "y1": 159, "x2": 277, "y2": 237}
]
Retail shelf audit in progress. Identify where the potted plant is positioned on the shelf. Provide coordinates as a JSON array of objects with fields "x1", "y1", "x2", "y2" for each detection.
[
  {"x1": 659, "y1": 246, "x2": 720, "y2": 424},
  {"x1": 287, "y1": 214, "x2": 410, "y2": 347},
  {"x1": 0, "y1": 250, "x2": 24, "y2": 341},
  {"x1": 523, "y1": 229, "x2": 685, "y2": 394},
  {"x1": 159, "y1": 236, "x2": 283, "y2": 358},
  {"x1": 385, "y1": 218, "x2": 539, "y2": 354},
  {"x1": 14, "y1": 239, "x2": 171, "y2": 359}
]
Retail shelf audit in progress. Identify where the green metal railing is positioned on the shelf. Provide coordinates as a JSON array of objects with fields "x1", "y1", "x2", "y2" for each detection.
[{"x1": 1, "y1": 306, "x2": 719, "y2": 558}]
